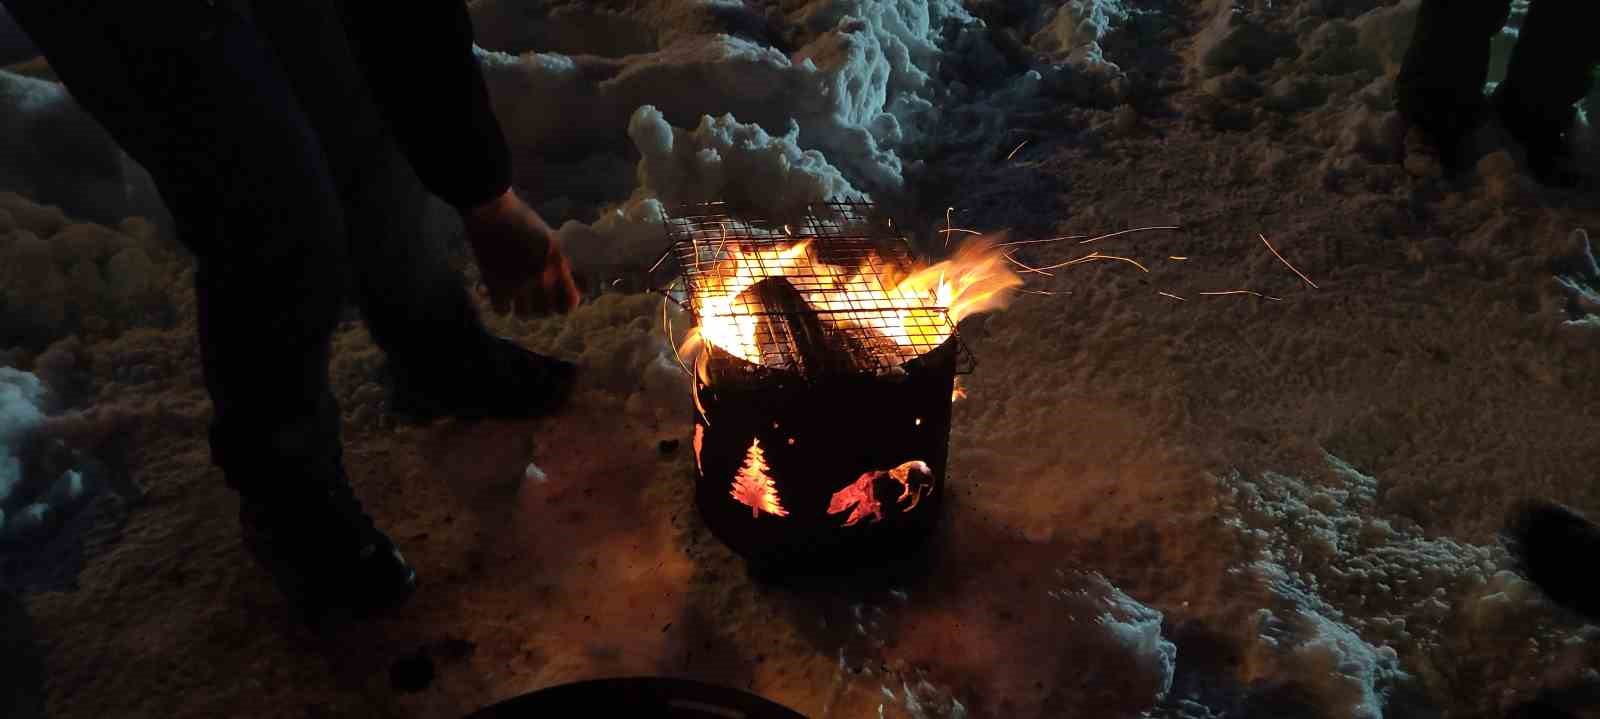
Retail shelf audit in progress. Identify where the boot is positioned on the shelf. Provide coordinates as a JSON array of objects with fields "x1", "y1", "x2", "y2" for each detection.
[
  {"x1": 385, "y1": 330, "x2": 578, "y2": 423},
  {"x1": 1503, "y1": 499, "x2": 1600, "y2": 624},
  {"x1": 239, "y1": 463, "x2": 416, "y2": 621}
]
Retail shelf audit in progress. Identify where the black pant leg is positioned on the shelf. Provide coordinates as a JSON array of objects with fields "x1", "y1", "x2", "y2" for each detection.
[
  {"x1": 1395, "y1": 0, "x2": 1514, "y2": 123},
  {"x1": 1497, "y1": 0, "x2": 1600, "y2": 136},
  {"x1": 250, "y1": 0, "x2": 487, "y2": 368},
  {"x1": 7, "y1": 0, "x2": 350, "y2": 494}
]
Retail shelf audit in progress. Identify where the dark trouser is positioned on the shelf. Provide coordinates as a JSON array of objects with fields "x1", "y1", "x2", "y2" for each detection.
[
  {"x1": 5, "y1": 0, "x2": 483, "y2": 495},
  {"x1": 1398, "y1": 0, "x2": 1600, "y2": 139}
]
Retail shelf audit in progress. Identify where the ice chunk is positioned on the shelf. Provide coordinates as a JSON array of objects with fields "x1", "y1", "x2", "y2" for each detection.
[{"x1": 0, "y1": 367, "x2": 46, "y2": 503}]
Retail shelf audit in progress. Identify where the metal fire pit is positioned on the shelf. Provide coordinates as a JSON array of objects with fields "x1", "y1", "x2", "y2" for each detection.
[{"x1": 661, "y1": 201, "x2": 972, "y2": 571}]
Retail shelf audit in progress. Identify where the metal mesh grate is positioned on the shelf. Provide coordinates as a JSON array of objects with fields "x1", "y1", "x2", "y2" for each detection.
[{"x1": 664, "y1": 201, "x2": 964, "y2": 376}]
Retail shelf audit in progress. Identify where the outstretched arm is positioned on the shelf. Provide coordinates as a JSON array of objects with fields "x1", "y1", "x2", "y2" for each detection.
[
  {"x1": 340, "y1": 1, "x2": 511, "y2": 211},
  {"x1": 340, "y1": 2, "x2": 579, "y2": 316}
]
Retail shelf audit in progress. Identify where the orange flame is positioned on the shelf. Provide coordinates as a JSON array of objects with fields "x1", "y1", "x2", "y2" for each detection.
[
  {"x1": 730, "y1": 438, "x2": 788, "y2": 518},
  {"x1": 679, "y1": 235, "x2": 1022, "y2": 369}
]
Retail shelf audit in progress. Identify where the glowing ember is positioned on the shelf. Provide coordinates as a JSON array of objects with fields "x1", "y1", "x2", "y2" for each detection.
[
  {"x1": 730, "y1": 438, "x2": 788, "y2": 518},
  {"x1": 827, "y1": 460, "x2": 934, "y2": 527},
  {"x1": 952, "y1": 377, "x2": 967, "y2": 403},
  {"x1": 679, "y1": 235, "x2": 1021, "y2": 369},
  {"x1": 693, "y1": 424, "x2": 705, "y2": 472}
]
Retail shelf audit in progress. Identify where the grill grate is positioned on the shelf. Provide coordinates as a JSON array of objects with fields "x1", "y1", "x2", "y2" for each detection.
[{"x1": 664, "y1": 201, "x2": 968, "y2": 377}]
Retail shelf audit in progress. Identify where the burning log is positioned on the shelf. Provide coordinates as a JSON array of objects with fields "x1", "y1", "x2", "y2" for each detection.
[{"x1": 735, "y1": 276, "x2": 859, "y2": 376}]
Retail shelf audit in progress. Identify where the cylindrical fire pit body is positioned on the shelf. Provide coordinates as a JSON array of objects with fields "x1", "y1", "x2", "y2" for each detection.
[{"x1": 693, "y1": 337, "x2": 958, "y2": 570}]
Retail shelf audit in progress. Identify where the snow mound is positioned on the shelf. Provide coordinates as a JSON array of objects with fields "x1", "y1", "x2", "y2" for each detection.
[
  {"x1": 1021, "y1": 0, "x2": 1144, "y2": 72},
  {"x1": 1193, "y1": 0, "x2": 1296, "y2": 76},
  {"x1": 1247, "y1": 569, "x2": 1407, "y2": 719},
  {"x1": 1050, "y1": 569, "x2": 1179, "y2": 705},
  {"x1": 1351, "y1": 0, "x2": 1419, "y2": 76},
  {"x1": 0, "y1": 368, "x2": 47, "y2": 510},
  {"x1": 554, "y1": 105, "x2": 861, "y2": 271},
  {"x1": 868, "y1": 567, "x2": 1177, "y2": 717},
  {"x1": 475, "y1": 0, "x2": 1128, "y2": 270},
  {"x1": 0, "y1": 193, "x2": 180, "y2": 348},
  {"x1": 1220, "y1": 453, "x2": 1509, "y2": 652},
  {"x1": 478, "y1": 0, "x2": 973, "y2": 198},
  {"x1": 0, "y1": 368, "x2": 95, "y2": 545},
  {"x1": 1212, "y1": 451, "x2": 1592, "y2": 716},
  {"x1": 0, "y1": 70, "x2": 132, "y2": 224}
]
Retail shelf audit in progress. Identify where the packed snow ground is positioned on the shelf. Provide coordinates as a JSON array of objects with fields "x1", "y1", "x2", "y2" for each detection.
[{"x1": 2, "y1": 0, "x2": 1599, "y2": 716}]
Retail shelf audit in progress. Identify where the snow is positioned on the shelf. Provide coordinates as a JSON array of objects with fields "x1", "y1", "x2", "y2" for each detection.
[
  {"x1": 473, "y1": 0, "x2": 1092, "y2": 269},
  {"x1": 552, "y1": 105, "x2": 862, "y2": 271},
  {"x1": 0, "y1": 367, "x2": 46, "y2": 512},
  {"x1": 1049, "y1": 569, "x2": 1179, "y2": 704},
  {"x1": 0, "y1": 71, "x2": 132, "y2": 224}
]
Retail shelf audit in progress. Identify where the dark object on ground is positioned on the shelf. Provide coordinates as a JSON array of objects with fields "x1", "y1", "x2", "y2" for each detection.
[
  {"x1": 1505, "y1": 701, "x2": 1575, "y2": 719},
  {"x1": 390, "y1": 649, "x2": 436, "y2": 694},
  {"x1": 240, "y1": 463, "x2": 416, "y2": 623},
  {"x1": 387, "y1": 332, "x2": 579, "y2": 423},
  {"x1": 1395, "y1": 0, "x2": 1598, "y2": 181},
  {"x1": 1502, "y1": 499, "x2": 1600, "y2": 624},
  {"x1": 465, "y1": 677, "x2": 807, "y2": 718},
  {"x1": 658, "y1": 438, "x2": 681, "y2": 455}
]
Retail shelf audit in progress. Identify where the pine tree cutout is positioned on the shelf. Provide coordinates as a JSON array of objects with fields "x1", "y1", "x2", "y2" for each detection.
[{"x1": 729, "y1": 438, "x2": 788, "y2": 518}]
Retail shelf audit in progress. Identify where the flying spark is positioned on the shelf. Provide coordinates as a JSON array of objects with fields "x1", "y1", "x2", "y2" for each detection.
[
  {"x1": 996, "y1": 235, "x2": 1090, "y2": 248},
  {"x1": 1199, "y1": 290, "x2": 1282, "y2": 301},
  {"x1": 1004, "y1": 251, "x2": 1054, "y2": 276},
  {"x1": 1158, "y1": 291, "x2": 1187, "y2": 301},
  {"x1": 1078, "y1": 225, "x2": 1183, "y2": 245},
  {"x1": 1006, "y1": 140, "x2": 1029, "y2": 160},
  {"x1": 1031, "y1": 251, "x2": 1150, "y2": 274},
  {"x1": 1259, "y1": 233, "x2": 1318, "y2": 289}
]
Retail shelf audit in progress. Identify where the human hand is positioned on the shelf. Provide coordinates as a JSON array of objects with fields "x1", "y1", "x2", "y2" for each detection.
[{"x1": 461, "y1": 189, "x2": 581, "y2": 317}]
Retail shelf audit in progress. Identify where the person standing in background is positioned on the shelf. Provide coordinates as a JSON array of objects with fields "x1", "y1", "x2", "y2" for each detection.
[{"x1": 1395, "y1": 0, "x2": 1597, "y2": 185}]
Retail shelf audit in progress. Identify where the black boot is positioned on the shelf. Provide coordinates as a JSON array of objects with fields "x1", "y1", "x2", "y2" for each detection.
[
  {"x1": 239, "y1": 463, "x2": 416, "y2": 621},
  {"x1": 1503, "y1": 499, "x2": 1600, "y2": 624},
  {"x1": 385, "y1": 330, "x2": 578, "y2": 423}
]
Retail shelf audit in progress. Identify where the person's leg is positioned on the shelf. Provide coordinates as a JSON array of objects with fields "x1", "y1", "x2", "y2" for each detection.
[
  {"x1": 250, "y1": 0, "x2": 577, "y2": 422},
  {"x1": 245, "y1": 0, "x2": 480, "y2": 367},
  {"x1": 1394, "y1": 0, "x2": 1514, "y2": 169},
  {"x1": 1493, "y1": 0, "x2": 1600, "y2": 183},
  {"x1": 6, "y1": 0, "x2": 412, "y2": 616},
  {"x1": 7, "y1": 0, "x2": 348, "y2": 485}
]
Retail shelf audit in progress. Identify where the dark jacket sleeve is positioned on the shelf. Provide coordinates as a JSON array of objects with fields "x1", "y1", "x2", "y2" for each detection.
[{"x1": 340, "y1": 1, "x2": 512, "y2": 210}]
